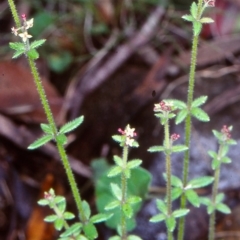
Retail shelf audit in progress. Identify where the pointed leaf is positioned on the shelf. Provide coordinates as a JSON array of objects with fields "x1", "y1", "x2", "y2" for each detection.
[
  {"x1": 175, "y1": 109, "x2": 188, "y2": 124},
  {"x1": 28, "y1": 135, "x2": 53, "y2": 149},
  {"x1": 200, "y1": 197, "x2": 211, "y2": 206},
  {"x1": 123, "y1": 203, "x2": 133, "y2": 218},
  {"x1": 221, "y1": 156, "x2": 231, "y2": 164},
  {"x1": 191, "y1": 107, "x2": 209, "y2": 121},
  {"x1": 112, "y1": 135, "x2": 123, "y2": 143},
  {"x1": 216, "y1": 203, "x2": 231, "y2": 214},
  {"x1": 44, "y1": 214, "x2": 58, "y2": 222},
  {"x1": 182, "y1": 14, "x2": 194, "y2": 22},
  {"x1": 54, "y1": 218, "x2": 64, "y2": 231},
  {"x1": 108, "y1": 166, "x2": 122, "y2": 177},
  {"x1": 60, "y1": 223, "x2": 82, "y2": 237},
  {"x1": 127, "y1": 160, "x2": 142, "y2": 169},
  {"x1": 38, "y1": 199, "x2": 49, "y2": 206},
  {"x1": 113, "y1": 155, "x2": 123, "y2": 166},
  {"x1": 57, "y1": 198, "x2": 66, "y2": 213},
  {"x1": 127, "y1": 196, "x2": 142, "y2": 205},
  {"x1": 148, "y1": 146, "x2": 164, "y2": 152},
  {"x1": 27, "y1": 49, "x2": 39, "y2": 60},
  {"x1": 166, "y1": 215, "x2": 176, "y2": 232},
  {"x1": 193, "y1": 21, "x2": 202, "y2": 36},
  {"x1": 30, "y1": 39, "x2": 46, "y2": 49},
  {"x1": 172, "y1": 188, "x2": 183, "y2": 200},
  {"x1": 59, "y1": 116, "x2": 84, "y2": 134},
  {"x1": 171, "y1": 145, "x2": 188, "y2": 153},
  {"x1": 170, "y1": 99, "x2": 187, "y2": 109},
  {"x1": 187, "y1": 176, "x2": 214, "y2": 189},
  {"x1": 54, "y1": 196, "x2": 65, "y2": 204},
  {"x1": 172, "y1": 209, "x2": 189, "y2": 218},
  {"x1": 13, "y1": 50, "x2": 25, "y2": 58},
  {"x1": 105, "y1": 200, "x2": 120, "y2": 210},
  {"x1": 83, "y1": 222, "x2": 98, "y2": 239},
  {"x1": 163, "y1": 173, "x2": 183, "y2": 188},
  {"x1": 216, "y1": 193, "x2": 225, "y2": 204},
  {"x1": 127, "y1": 235, "x2": 142, "y2": 240},
  {"x1": 190, "y1": 2, "x2": 198, "y2": 19},
  {"x1": 156, "y1": 199, "x2": 167, "y2": 214},
  {"x1": 207, "y1": 204, "x2": 215, "y2": 214},
  {"x1": 109, "y1": 236, "x2": 121, "y2": 240},
  {"x1": 185, "y1": 189, "x2": 200, "y2": 207},
  {"x1": 192, "y1": 96, "x2": 208, "y2": 107},
  {"x1": 63, "y1": 212, "x2": 75, "y2": 220},
  {"x1": 40, "y1": 123, "x2": 53, "y2": 134},
  {"x1": 200, "y1": 17, "x2": 214, "y2": 24},
  {"x1": 212, "y1": 159, "x2": 221, "y2": 170},
  {"x1": 82, "y1": 200, "x2": 91, "y2": 219},
  {"x1": 111, "y1": 183, "x2": 122, "y2": 201},
  {"x1": 9, "y1": 42, "x2": 25, "y2": 51},
  {"x1": 208, "y1": 150, "x2": 218, "y2": 159},
  {"x1": 90, "y1": 213, "x2": 113, "y2": 223},
  {"x1": 149, "y1": 213, "x2": 166, "y2": 223}
]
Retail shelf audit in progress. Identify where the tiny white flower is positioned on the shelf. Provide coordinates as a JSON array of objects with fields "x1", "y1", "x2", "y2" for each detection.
[
  {"x1": 125, "y1": 125, "x2": 135, "y2": 138},
  {"x1": 25, "y1": 18, "x2": 34, "y2": 29},
  {"x1": 19, "y1": 31, "x2": 32, "y2": 42},
  {"x1": 11, "y1": 27, "x2": 18, "y2": 36},
  {"x1": 126, "y1": 137, "x2": 134, "y2": 147}
]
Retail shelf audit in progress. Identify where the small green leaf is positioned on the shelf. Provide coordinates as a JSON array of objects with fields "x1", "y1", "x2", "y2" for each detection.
[
  {"x1": 149, "y1": 213, "x2": 166, "y2": 223},
  {"x1": 187, "y1": 176, "x2": 214, "y2": 189},
  {"x1": 185, "y1": 189, "x2": 200, "y2": 207},
  {"x1": 83, "y1": 222, "x2": 98, "y2": 239},
  {"x1": 190, "y1": 2, "x2": 198, "y2": 19},
  {"x1": 127, "y1": 235, "x2": 142, "y2": 240},
  {"x1": 175, "y1": 109, "x2": 188, "y2": 124},
  {"x1": 44, "y1": 214, "x2": 58, "y2": 222},
  {"x1": 9, "y1": 42, "x2": 25, "y2": 51},
  {"x1": 163, "y1": 173, "x2": 183, "y2": 188},
  {"x1": 30, "y1": 39, "x2": 46, "y2": 49},
  {"x1": 105, "y1": 200, "x2": 120, "y2": 210},
  {"x1": 182, "y1": 14, "x2": 194, "y2": 22},
  {"x1": 59, "y1": 116, "x2": 84, "y2": 134},
  {"x1": 58, "y1": 198, "x2": 66, "y2": 213},
  {"x1": 111, "y1": 183, "x2": 122, "y2": 201},
  {"x1": 82, "y1": 201, "x2": 91, "y2": 219},
  {"x1": 212, "y1": 159, "x2": 221, "y2": 170},
  {"x1": 54, "y1": 196, "x2": 65, "y2": 204},
  {"x1": 127, "y1": 196, "x2": 142, "y2": 205},
  {"x1": 216, "y1": 193, "x2": 225, "y2": 204},
  {"x1": 112, "y1": 135, "x2": 123, "y2": 143},
  {"x1": 56, "y1": 134, "x2": 67, "y2": 145},
  {"x1": 54, "y1": 218, "x2": 64, "y2": 231},
  {"x1": 192, "y1": 96, "x2": 208, "y2": 108},
  {"x1": 171, "y1": 145, "x2": 188, "y2": 153},
  {"x1": 123, "y1": 203, "x2": 133, "y2": 218},
  {"x1": 170, "y1": 99, "x2": 186, "y2": 109},
  {"x1": 90, "y1": 213, "x2": 112, "y2": 223},
  {"x1": 200, "y1": 197, "x2": 211, "y2": 206},
  {"x1": 166, "y1": 215, "x2": 176, "y2": 232},
  {"x1": 131, "y1": 140, "x2": 139, "y2": 148},
  {"x1": 127, "y1": 160, "x2": 142, "y2": 169},
  {"x1": 38, "y1": 199, "x2": 49, "y2": 206},
  {"x1": 63, "y1": 212, "x2": 75, "y2": 220},
  {"x1": 13, "y1": 50, "x2": 25, "y2": 58},
  {"x1": 193, "y1": 21, "x2": 202, "y2": 36},
  {"x1": 28, "y1": 135, "x2": 53, "y2": 149},
  {"x1": 216, "y1": 203, "x2": 231, "y2": 214},
  {"x1": 227, "y1": 139, "x2": 237, "y2": 145},
  {"x1": 124, "y1": 168, "x2": 131, "y2": 178},
  {"x1": 212, "y1": 130, "x2": 222, "y2": 140},
  {"x1": 208, "y1": 150, "x2": 218, "y2": 159},
  {"x1": 172, "y1": 188, "x2": 183, "y2": 200},
  {"x1": 200, "y1": 17, "x2": 214, "y2": 24},
  {"x1": 148, "y1": 146, "x2": 164, "y2": 152},
  {"x1": 191, "y1": 107, "x2": 209, "y2": 121},
  {"x1": 108, "y1": 166, "x2": 122, "y2": 177},
  {"x1": 207, "y1": 204, "x2": 215, "y2": 214},
  {"x1": 172, "y1": 209, "x2": 189, "y2": 218},
  {"x1": 156, "y1": 199, "x2": 167, "y2": 214},
  {"x1": 221, "y1": 156, "x2": 232, "y2": 164},
  {"x1": 60, "y1": 223, "x2": 82, "y2": 237},
  {"x1": 27, "y1": 49, "x2": 39, "y2": 60},
  {"x1": 113, "y1": 155, "x2": 123, "y2": 166},
  {"x1": 40, "y1": 123, "x2": 53, "y2": 134},
  {"x1": 109, "y1": 236, "x2": 121, "y2": 240}
]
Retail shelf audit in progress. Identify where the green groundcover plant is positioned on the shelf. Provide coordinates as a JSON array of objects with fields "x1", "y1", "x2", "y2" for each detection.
[{"x1": 7, "y1": 0, "x2": 237, "y2": 239}]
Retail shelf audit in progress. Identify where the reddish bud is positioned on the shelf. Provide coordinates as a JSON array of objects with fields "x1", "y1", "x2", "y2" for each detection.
[
  {"x1": 21, "y1": 14, "x2": 26, "y2": 20},
  {"x1": 171, "y1": 133, "x2": 180, "y2": 141}
]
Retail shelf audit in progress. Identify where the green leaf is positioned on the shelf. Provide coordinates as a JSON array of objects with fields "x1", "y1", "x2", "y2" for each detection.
[
  {"x1": 200, "y1": 197, "x2": 211, "y2": 206},
  {"x1": 90, "y1": 213, "x2": 112, "y2": 223},
  {"x1": 163, "y1": 173, "x2": 183, "y2": 188},
  {"x1": 216, "y1": 203, "x2": 231, "y2": 214},
  {"x1": 111, "y1": 183, "x2": 122, "y2": 201},
  {"x1": 131, "y1": 140, "x2": 139, "y2": 148},
  {"x1": 172, "y1": 209, "x2": 189, "y2": 218},
  {"x1": 207, "y1": 204, "x2": 215, "y2": 214},
  {"x1": 200, "y1": 17, "x2": 214, "y2": 24},
  {"x1": 28, "y1": 135, "x2": 53, "y2": 149},
  {"x1": 9, "y1": 42, "x2": 25, "y2": 51},
  {"x1": 58, "y1": 198, "x2": 66, "y2": 213},
  {"x1": 191, "y1": 107, "x2": 209, "y2": 122},
  {"x1": 127, "y1": 160, "x2": 142, "y2": 169},
  {"x1": 63, "y1": 212, "x2": 75, "y2": 220},
  {"x1": 127, "y1": 196, "x2": 142, "y2": 205},
  {"x1": 166, "y1": 215, "x2": 176, "y2": 232},
  {"x1": 175, "y1": 109, "x2": 188, "y2": 124},
  {"x1": 44, "y1": 214, "x2": 58, "y2": 222},
  {"x1": 171, "y1": 145, "x2": 188, "y2": 153},
  {"x1": 212, "y1": 130, "x2": 222, "y2": 141},
  {"x1": 109, "y1": 236, "x2": 121, "y2": 240},
  {"x1": 83, "y1": 222, "x2": 98, "y2": 239},
  {"x1": 190, "y1": 2, "x2": 198, "y2": 19},
  {"x1": 156, "y1": 199, "x2": 167, "y2": 214},
  {"x1": 182, "y1": 14, "x2": 194, "y2": 22},
  {"x1": 105, "y1": 200, "x2": 120, "y2": 210},
  {"x1": 124, "y1": 168, "x2": 131, "y2": 178},
  {"x1": 60, "y1": 223, "x2": 82, "y2": 237},
  {"x1": 56, "y1": 134, "x2": 67, "y2": 145},
  {"x1": 82, "y1": 201, "x2": 91, "y2": 219},
  {"x1": 227, "y1": 139, "x2": 237, "y2": 145},
  {"x1": 13, "y1": 50, "x2": 25, "y2": 58},
  {"x1": 193, "y1": 21, "x2": 202, "y2": 36},
  {"x1": 54, "y1": 196, "x2": 65, "y2": 204},
  {"x1": 40, "y1": 123, "x2": 53, "y2": 134},
  {"x1": 149, "y1": 213, "x2": 166, "y2": 223},
  {"x1": 54, "y1": 218, "x2": 64, "y2": 231},
  {"x1": 108, "y1": 166, "x2": 122, "y2": 177},
  {"x1": 59, "y1": 116, "x2": 84, "y2": 134},
  {"x1": 216, "y1": 193, "x2": 225, "y2": 204},
  {"x1": 170, "y1": 99, "x2": 186, "y2": 109},
  {"x1": 113, "y1": 155, "x2": 123, "y2": 166},
  {"x1": 30, "y1": 39, "x2": 46, "y2": 49},
  {"x1": 127, "y1": 235, "x2": 142, "y2": 240},
  {"x1": 212, "y1": 159, "x2": 221, "y2": 170},
  {"x1": 38, "y1": 199, "x2": 49, "y2": 206},
  {"x1": 123, "y1": 203, "x2": 133, "y2": 218},
  {"x1": 187, "y1": 176, "x2": 214, "y2": 189},
  {"x1": 185, "y1": 189, "x2": 200, "y2": 207},
  {"x1": 27, "y1": 49, "x2": 39, "y2": 60},
  {"x1": 221, "y1": 156, "x2": 232, "y2": 164},
  {"x1": 112, "y1": 135, "x2": 123, "y2": 143},
  {"x1": 208, "y1": 150, "x2": 218, "y2": 159},
  {"x1": 172, "y1": 188, "x2": 183, "y2": 200},
  {"x1": 192, "y1": 96, "x2": 208, "y2": 107},
  {"x1": 148, "y1": 146, "x2": 164, "y2": 152}
]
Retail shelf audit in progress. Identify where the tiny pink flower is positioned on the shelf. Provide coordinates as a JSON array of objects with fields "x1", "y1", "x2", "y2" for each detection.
[
  {"x1": 21, "y1": 14, "x2": 26, "y2": 20},
  {"x1": 171, "y1": 133, "x2": 180, "y2": 142},
  {"x1": 204, "y1": 0, "x2": 215, "y2": 7},
  {"x1": 221, "y1": 125, "x2": 231, "y2": 140}
]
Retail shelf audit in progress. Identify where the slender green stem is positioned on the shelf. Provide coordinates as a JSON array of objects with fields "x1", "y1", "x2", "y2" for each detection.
[
  {"x1": 8, "y1": 0, "x2": 87, "y2": 224},
  {"x1": 164, "y1": 119, "x2": 173, "y2": 240},
  {"x1": 121, "y1": 145, "x2": 129, "y2": 240},
  {"x1": 208, "y1": 144, "x2": 223, "y2": 240}
]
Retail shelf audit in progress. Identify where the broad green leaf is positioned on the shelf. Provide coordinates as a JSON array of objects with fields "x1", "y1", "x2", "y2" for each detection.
[
  {"x1": 63, "y1": 212, "x2": 75, "y2": 220},
  {"x1": 111, "y1": 183, "x2": 122, "y2": 201},
  {"x1": 40, "y1": 123, "x2": 53, "y2": 134},
  {"x1": 200, "y1": 17, "x2": 214, "y2": 24},
  {"x1": 172, "y1": 188, "x2": 183, "y2": 200},
  {"x1": 112, "y1": 135, "x2": 123, "y2": 143},
  {"x1": 54, "y1": 218, "x2": 64, "y2": 231},
  {"x1": 156, "y1": 199, "x2": 167, "y2": 214},
  {"x1": 127, "y1": 235, "x2": 142, "y2": 240},
  {"x1": 149, "y1": 213, "x2": 166, "y2": 223},
  {"x1": 60, "y1": 223, "x2": 82, "y2": 237},
  {"x1": 123, "y1": 203, "x2": 133, "y2": 218},
  {"x1": 105, "y1": 200, "x2": 120, "y2": 210},
  {"x1": 30, "y1": 39, "x2": 46, "y2": 49},
  {"x1": 9, "y1": 42, "x2": 25, "y2": 51},
  {"x1": 182, "y1": 14, "x2": 194, "y2": 22},
  {"x1": 175, "y1": 109, "x2": 188, "y2": 124},
  {"x1": 108, "y1": 166, "x2": 122, "y2": 177},
  {"x1": 44, "y1": 214, "x2": 58, "y2": 222},
  {"x1": 28, "y1": 135, "x2": 53, "y2": 149},
  {"x1": 113, "y1": 155, "x2": 123, "y2": 166},
  {"x1": 171, "y1": 145, "x2": 188, "y2": 153},
  {"x1": 83, "y1": 222, "x2": 98, "y2": 239},
  {"x1": 172, "y1": 209, "x2": 189, "y2": 218},
  {"x1": 82, "y1": 201, "x2": 91, "y2": 219},
  {"x1": 56, "y1": 134, "x2": 67, "y2": 145},
  {"x1": 190, "y1": 2, "x2": 198, "y2": 19},
  {"x1": 148, "y1": 146, "x2": 164, "y2": 152},
  {"x1": 193, "y1": 21, "x2": 202, "y2": 36},
  {"x1": 90, "y1": 213, "x2": 112, "y2": 223},
  {"x1": 185, "y1": 189, "x2": 200, "y2": 207},
  {"x1": 13, "y1": 50, "x2": 25, "y2": 58},
  {"x1": 166, "y1": 215, "x2": 176, "y2": 232},
  {"x1": 216, "y1": 203, "x2": 231, "y2": 214},
  {"x1": 127, "y1": 160, "x2": 142, "y2": 169},
  {"x1": 187, "y1": 176, "x2": 214, "y2": 189},
  {"x1": 59, "y1": 116, "x2": 84, "y2": 134},
  {"x1": 27, "y1": 49, "x2": 39, "y2": 60},
  {"x1": 192, "y1": 96, "x2": 208, "y2": 107},
  {"x1": 191, "y1": 107, "x2": 209, "y2": 122}
]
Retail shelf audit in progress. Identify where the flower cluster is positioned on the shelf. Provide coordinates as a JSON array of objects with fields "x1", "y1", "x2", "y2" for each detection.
[
  {"x1": 154, "y1": 101, "x2": 173, "y2": 112},
  {"x1": 118, "y1": 125, "x2": 137, "y2": 147},
  {"x1": 11, "y1": 14, "x2": 33, "y2": 42},
  {"x1": 171, "y1": 133, "x2": 180, "y2": 142},
  {"x1": 221, "y1": 125, "x2": 231, "y2": 141},
  {"x1": 204, "y1": 0, "x2": 215, "y2": 7}
]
